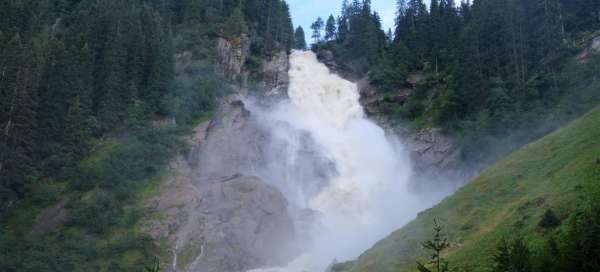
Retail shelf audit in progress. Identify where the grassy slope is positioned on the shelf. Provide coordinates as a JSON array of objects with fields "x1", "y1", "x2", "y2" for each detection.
[{"x1": 345, "y1": 105, "x2": 600, "y2": 272}]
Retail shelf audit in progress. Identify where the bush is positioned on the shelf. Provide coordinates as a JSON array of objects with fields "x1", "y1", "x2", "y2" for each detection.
[
  {"x1": 69, "y1": 190, "x2": 121, "y2": 234},
  {"x1": 538, "y1": 209, "x2": 561, "y2": 229}
]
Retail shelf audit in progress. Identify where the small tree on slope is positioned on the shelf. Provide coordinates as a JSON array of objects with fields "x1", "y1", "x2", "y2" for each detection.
[{"x1": 417, "y1": 219, "x2": 451, "y2": 272}]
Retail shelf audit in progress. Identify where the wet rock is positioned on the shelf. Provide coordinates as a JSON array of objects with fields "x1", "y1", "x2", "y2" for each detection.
[
  {"x1": 216, "y1": 36, "x2": 251, "y2": 80},
  {"x1": 183, "y1": 175, "x2": 297, "y2": 272},
  {"x1": 408, "y1": 128, "x2": 460, "y2": 173},
  {"x1": 260, "y1": 50, "x2": 290, "y2": 99}
]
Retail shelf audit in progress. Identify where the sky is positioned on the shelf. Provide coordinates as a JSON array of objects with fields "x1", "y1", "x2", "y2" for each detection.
[{"x1": 286, "y1": 0, "x2": 398, "y2": 44}]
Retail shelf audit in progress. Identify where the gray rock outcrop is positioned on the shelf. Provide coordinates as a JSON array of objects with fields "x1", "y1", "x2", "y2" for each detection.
[
  {"x1": 259, "y1": 50, "x2": 290, "y2": 99},
  {"x1": 216, "y1": 36, "x2": 251, "y2": 81},
  {"x1": 353, "y1": 72, "x2": 469, "y2": 186},
  {"x1": 143, "y1": 96, "x2": 336, "y2": 272}
]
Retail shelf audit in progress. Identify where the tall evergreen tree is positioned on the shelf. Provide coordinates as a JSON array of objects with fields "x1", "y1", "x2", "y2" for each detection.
[
  {"x1": 0, "y1": 34, "x2": 38, "y2": 198},
  {"x1": 325, "y1": 15, "x2": 337, "y2": 41},
  {"x1": 311, "y1": 17, "x2": 324, "y2": 43},
  {"x1": 294, "y1": 26, "x2": 307, "y2": 49},
  {"x1": 417, "y1": 219, "x2": 451, "y2": 272}
]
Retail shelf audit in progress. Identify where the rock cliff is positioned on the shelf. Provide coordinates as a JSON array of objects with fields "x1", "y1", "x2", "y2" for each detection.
[
  {"x1": 143, "y1": 98, "x2": 299, "y2": 272},
  {"x1": 216, "y1": 36, "x2": 251, "y2": 81}
]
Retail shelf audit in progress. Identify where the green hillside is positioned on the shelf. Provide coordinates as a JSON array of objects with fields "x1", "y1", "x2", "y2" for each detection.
[{"x1": 341, "y1": 105, "x2": 600, "y2": 272}]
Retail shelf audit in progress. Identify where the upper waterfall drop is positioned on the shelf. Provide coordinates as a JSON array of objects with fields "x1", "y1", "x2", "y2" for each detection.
[
  {"x1": 287, "y1": 51, "x2": 364, "y2": 128},
  {"x1": 249, "y1": 50, "x2": 420, "y2": 272}
]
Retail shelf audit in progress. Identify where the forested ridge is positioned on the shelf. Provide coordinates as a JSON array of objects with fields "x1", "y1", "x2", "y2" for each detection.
[
  {"x1": 0, "y1": 0, "x2": 293, "y2": 270},
  {"x1": 312, "y1": 0, "x2": 600, "y2": 165}
]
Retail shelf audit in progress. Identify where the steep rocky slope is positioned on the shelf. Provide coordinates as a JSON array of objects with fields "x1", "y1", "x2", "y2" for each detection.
[
  {"x1": 317, "y1": 50, "x2": 470, "y2": 188},
  {"x1": 141, "y1": 37, "x2": 302, "y2": 271}
]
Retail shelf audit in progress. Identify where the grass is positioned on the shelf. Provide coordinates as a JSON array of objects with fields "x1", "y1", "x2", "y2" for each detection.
[{"x1": 341, "y1": 104, "x2": 600, "y2": 272}]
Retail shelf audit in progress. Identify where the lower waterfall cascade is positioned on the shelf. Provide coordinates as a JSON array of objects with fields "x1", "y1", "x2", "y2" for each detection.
[{"x1": 246, "y1": 50, "x2": 429, "y2": 272}]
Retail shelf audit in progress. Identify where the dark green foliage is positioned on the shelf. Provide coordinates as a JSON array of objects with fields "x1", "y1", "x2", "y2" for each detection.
[
  {"x1": 492, "y1": 238, "x2": 531, "y2": 272},
  {"x1": 0, "y1": 34, "x2": 39, "y2": 199},
  {"x1": 538, "y1": 209, "x2": 561, "y2": 229},
  {"x1": 313, "y1": 0, "x2": 387, "y2": 74},
  {"x1": 0, "y1": 0, "x2": 295, "y2": 270},
  {"x1": 491, "y1": 186, "x2": 600, "y2": 272},
  {"x1": 0, "y1": 0, "x2": 294, "y2": 205},
  {"x1": 0, "y1": 226, "x2": 157, "y2": 272},
  {"x1": 145, "y1": 256, "x2": 160, "y2": 272},
  {"x1": 323, "y1": 0, "x2": 600, "y2": 168},
  {"x1": 551, "y1": 185, "x2": 600, "y2": 272},
  {"x1": 325, "y1": 15, "x2": 337, "y2": 41},
  {"x1": 73, "y1": 127, "x2": 183, "y2": 194},
  {"x1": 294, "y1": 26, "x2": 307, "y2": 50},
  {"x1": 223, "y1": 4, "x2": 248, "y2": 37}
]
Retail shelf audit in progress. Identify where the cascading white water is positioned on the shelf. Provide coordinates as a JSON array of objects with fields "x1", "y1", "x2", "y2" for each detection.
[{"x1": 249, "y1": 51, "x2": 423, "y2": 272}]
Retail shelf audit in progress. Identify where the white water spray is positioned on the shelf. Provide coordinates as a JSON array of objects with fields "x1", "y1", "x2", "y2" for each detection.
[{"x1": 249, "y1": 51, "x2": 423, "y2": 272}]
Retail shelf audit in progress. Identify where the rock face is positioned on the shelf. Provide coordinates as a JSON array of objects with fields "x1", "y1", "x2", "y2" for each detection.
[
  {"x1": 408, "y1": 129, "x2": 458, "y2": 172},
  {"x1": 216, "y1": 36, "x2": 251, "y2": 80},
  {"x1": 577, "y1": 34, "x2": 600, "y2": 62},
  {"x1": 143, "y1": 97, "x2": 304, "y2": 272},
  {"x1": 185, "y1": 175, "x2": 297, "y2": 271},
  {"x1": 353, "y1": 71, "x2": 468, "y2": 186},
  {"x1": 260, "y1": 50, "x2": 290, "y2": 98}
]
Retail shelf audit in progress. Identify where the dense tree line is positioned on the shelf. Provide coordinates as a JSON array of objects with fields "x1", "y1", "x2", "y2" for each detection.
[
  {"x1": 382, "y1": 0, "x2": 599, "y2": 162},
  {"x1": 312, "y1": 0, "x2": 387, "y2": 73},
  {"x1": 0, "y1": 0, "x2": 175, "y2": 204},
  {"x1": 171, "y1": 0, "x2": 294, "y2": 53},
  {"x1": 317, "y1": 0, "x2": 600, "y2": 164},
  {"x1": 0, "y1": 0, "x2": 294, "y2": 210},
  {"x1": 0, "y1": 0, "x2": 294, "y2": 270}
]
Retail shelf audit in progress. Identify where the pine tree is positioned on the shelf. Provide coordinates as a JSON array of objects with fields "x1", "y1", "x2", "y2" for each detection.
[
  {"x1": 0, "y1": 34, "x2": 38, "y2": 198},
  {"x1": 142, "y1": 10, "x2": 174, "y2": 116},
  {"x1": 325, "y1": 15, "x2": 337, "y2": 41},
  {"x1": 417, "y1": 219, "x2": 451, "y2": 272},
  {"x1": 338, "y1": 0, "x2": 350, "y2": 41},
  {"x1": 63, "y1": 96, "x2": 90, "y2": 168},
  {"x1": 96, "y1": 12, "x2": 129, "y2": 130},
  {"x1": 223, "y1": 3, "x2": 248, "y2": 36},
  {"x1": 294, "y1": 26, "x2": 307, "y2": 49},
  {"x1": 311, "y1": 17, "x2": 324, "y2": 43},
  {"x1": 493, "y1": 237, "x2": 532, "y2": 272}
]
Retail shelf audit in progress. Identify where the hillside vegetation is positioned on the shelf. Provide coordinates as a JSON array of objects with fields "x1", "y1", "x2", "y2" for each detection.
[
  {"x1": 311, "y1": 0, "x2": 600, "y2": 168},
  {"x1": 337, "y1": 104, "x2": 600, "y2": 272},
  {"x1": 0, "y1": 0, "x2": 294, "y2": 270}
]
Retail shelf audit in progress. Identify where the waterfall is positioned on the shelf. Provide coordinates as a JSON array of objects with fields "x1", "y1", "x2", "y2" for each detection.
[{"x1": 248, "y1": 51, "x2": 422, "y2": 272}]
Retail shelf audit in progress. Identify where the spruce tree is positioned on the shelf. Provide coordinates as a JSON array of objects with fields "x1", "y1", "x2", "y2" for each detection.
[
  {"x1": 294, "y1": 26, "x2": 307, "y2": 50},
  {"x1": 417, "y1": 219, "x2": 451, "y2": 272},
  {"x1": 325, "y1": 15, "x2": 337, "y2": 41},
  {"x1": 493, "y1": 237, "x2": 532, "y2": 272},
  {"x1": 311, "y1": 17, "x2": 324, "y2": 43},
  {"x1": 224, "y1": 3, "x2": 248, "y2": 37},
  {"x1": 63, "y1": 96, "x2": 90, "y2": 168},
  {"x1": 0, "y1": 35, "x2": 38, "y2": 198}
]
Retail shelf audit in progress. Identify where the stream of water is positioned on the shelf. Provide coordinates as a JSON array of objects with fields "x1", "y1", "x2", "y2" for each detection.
[{"x1": 248, "y1": 51, "x2": 424, "y2": 271}]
